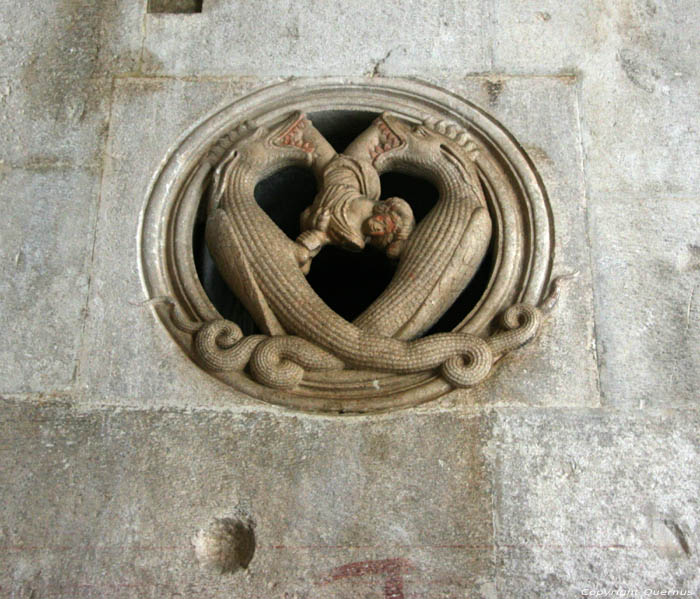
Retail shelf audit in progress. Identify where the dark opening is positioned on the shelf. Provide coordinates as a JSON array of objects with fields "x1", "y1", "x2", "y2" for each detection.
[
  {"x1": 425, "y1": 247, "x2": 494, "y2": 335},
  {"x1": 379, "y1": 171, "x2": 438, "y2": 225},
  {"x1": 193, "y1": 110, "x2": 494, "y2": 335},
  {"x1": 250, "y1": 162, "x2": 406, "y2": 323},
  {"x1": 254, "y1": 165, "x2": 317, "y2": 240},
  {"x1": 303, "y1": 166, "x2": 442, "y2": 320},
  {"x1": 307, "y1": 110, "x2": 378, "y2": 154},
  {"x1": 148, "y1": 0, "x2": 202, "y2": 14},
  {"x1": 425, "y1": 176, "x2": 495, "y2": 335},
  {"x1": 193, "y1": 197, "x2": 260, "y2": 335},
  {"x1": 305, "y1": 245, "x2": 397, "y2": 322}
]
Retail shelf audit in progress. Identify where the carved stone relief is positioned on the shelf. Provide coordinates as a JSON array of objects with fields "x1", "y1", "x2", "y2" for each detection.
[{"x1": 140, "y1": 79, "x2": 569, "y2": 412}]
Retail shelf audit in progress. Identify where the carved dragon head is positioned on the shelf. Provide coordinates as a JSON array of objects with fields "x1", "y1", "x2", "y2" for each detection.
[
  {"x1": 354, "y1": 113, "x2": 480, "y2": 181},
  {"x1": 218, "y1": 112, "x2": 319, "y2": 175},
  {"x1": 269, "y1": 112, "x2": 317, "y2": 156}
]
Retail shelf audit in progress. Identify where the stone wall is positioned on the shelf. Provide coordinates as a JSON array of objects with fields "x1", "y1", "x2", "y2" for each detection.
[{"x1": 1, "y1": 1, "x2": 698, "y2": 597}]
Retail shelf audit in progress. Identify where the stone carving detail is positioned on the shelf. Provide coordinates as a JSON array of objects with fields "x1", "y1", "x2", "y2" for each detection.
[
  {"x1": 140, "y1": 79, "x2": 568, "y2": 411},
  {"x1": 167, "y1": 111, "x2": 565, "y2": 391}
]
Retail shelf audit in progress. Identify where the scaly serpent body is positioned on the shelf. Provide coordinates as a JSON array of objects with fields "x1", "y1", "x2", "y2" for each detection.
[
  {"x1": 343, "y1": 116, "x2": 492, "y2": 338},
  {"x1": 187, "y1": 112, "x2": 543, "y2": 390}
]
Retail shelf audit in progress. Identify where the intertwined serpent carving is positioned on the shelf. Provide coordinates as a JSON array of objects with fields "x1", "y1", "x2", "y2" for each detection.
[{"x1": 171, "y1": 111, "x2": 560, "y2": 391}]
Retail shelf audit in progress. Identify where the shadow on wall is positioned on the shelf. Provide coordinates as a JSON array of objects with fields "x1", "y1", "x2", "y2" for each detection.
[{"x1": 148, "y1": 0, "x2": 203, "y2": 14}]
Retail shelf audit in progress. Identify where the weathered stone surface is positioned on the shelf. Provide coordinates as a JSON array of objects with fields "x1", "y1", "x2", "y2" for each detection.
[
  {"x1": 95, "y1": 1, "x2": 146, "y2": 75},
  {"x1": 445, "y1": 76, "x2": 599, "y2": 407},
  {"x1": 491, "y1": 1, "x2": 605, "y2": 74},
  {"x1": 0, "y1": 1, "x2": 143, "y2": 168},
  {"x1": 141, "y1": 0, "x2": 490, "y2": 77},
  {"x1": 492, "y1": 0, "x2": 700, "y2": 196},
  {"x1": 589, "y1": 197, "x2": 700, "y2": 408},
  {"x1": 492, "y1": 408, "x2": 700, "y2": 596},
  {"x1": 579, "y1": 0, "x2": 700, "y2": 196},
  {"x1": 0, "y1": 398, "x2": 494, "y2": 598},
  {"x1": 0, "y1": 168, "x2": 98, "y2": 393}
]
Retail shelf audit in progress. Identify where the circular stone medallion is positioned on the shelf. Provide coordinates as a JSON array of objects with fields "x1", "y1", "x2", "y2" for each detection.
[{"x1": 139, "y1": 78, "x2": 556, "y2": 413}]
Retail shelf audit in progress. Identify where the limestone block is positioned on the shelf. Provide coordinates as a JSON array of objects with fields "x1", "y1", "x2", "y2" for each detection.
[
  {"x1": 0, "y1": 1, "x2": 144, "y2": 168},
  {"x1": 579, "y1": 0, "x2": 700, "y2": 196},
  {"x1": 491, "y1": 409, "x2": 700, "y2": 595},
  {"x1": 491, "y1": 0, "x2": 700, "y2": 196},
  {"x1": 95, "y1": 0, "x2": 147, "y2": 74},
  {"x1": 0, "y1": 168, "x2": 97, "y2": 393},
  {"x1": 589, "y1": 197, "x2": 700, "y2": 408},
  {"x1": 141, "y1": 0, "x2": 490, "y2": 77},
  {"x1": 0, "y1": 398, "x2": 494, "y2": 598},
  {"x1": 492, "y1": 0, "x2": 605, "y2": 74},
  {"x1": 445, "y1": 76, "x2": 599, "y2": 407}
]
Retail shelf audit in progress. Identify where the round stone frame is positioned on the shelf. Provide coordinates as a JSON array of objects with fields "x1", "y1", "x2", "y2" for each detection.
[{"x1": 139, "y1": 78, "x2": 554, "y2": 413}]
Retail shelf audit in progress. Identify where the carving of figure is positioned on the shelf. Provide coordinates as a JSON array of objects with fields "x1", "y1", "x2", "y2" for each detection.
[
  {"x1": 363, "y1": 196, "x2": 415, "y2": 259},
  {"x1": 294, "y1": 154, "x2": 415, "y2": 273}
]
